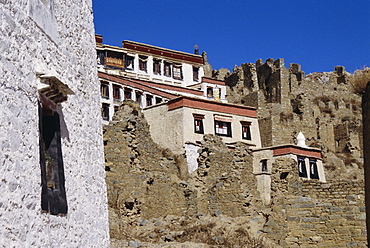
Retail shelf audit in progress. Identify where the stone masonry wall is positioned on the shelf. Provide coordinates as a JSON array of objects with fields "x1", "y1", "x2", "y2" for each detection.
[
  {"x1": 264, "y1": 157, "x2": 366, "y2": 247},
  {"x1": 0, "y1": 1, "x2": 109, "y2": 247}
]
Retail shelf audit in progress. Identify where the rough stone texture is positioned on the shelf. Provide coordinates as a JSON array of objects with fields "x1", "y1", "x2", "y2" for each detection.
[
  {"x1": 0, "y1": 0, "x2": 109, "y2": 247},
  {"x1": 219, "y1": 59, "x2": 363, "y2": 180},
  {"x1": 104, "y1": 101, "x2": 274, "y2": 246}
]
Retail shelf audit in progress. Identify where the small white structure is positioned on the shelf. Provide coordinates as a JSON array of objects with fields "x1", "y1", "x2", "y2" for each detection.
[{"x1": 297, "y1": 132, "x2": 308, "y2": 148}]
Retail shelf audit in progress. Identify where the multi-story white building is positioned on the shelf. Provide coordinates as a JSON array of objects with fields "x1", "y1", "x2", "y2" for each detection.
[{"x1": 96, "y1": 35, "x2": 326, "y2": 183}]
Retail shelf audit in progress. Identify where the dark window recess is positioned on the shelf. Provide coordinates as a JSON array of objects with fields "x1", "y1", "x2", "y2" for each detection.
[
  {"x1": 215, "y1": 120, "x2": 232, "y2": 137},
  {"x1": 261, "y1": 159, "x2": 268, "y2": 172},
  {"x1": 102, "y1": 103, "x2": 109, "y2": 121},
  {"x1": 298, "y1": 157, "x2": 307, "y2": 178},
  {"x1": 146, "y1": 95, "x2": 153, "y2": 107},
  {"x1": 136, "y1": 92, "x2": 142, "y2": 105},
  {"x1": 310, "y1": 159, "x2": 319, "y2": 179},
  {"x1": 124, "y1": 88, "x2": 132, "y2": 100},
  {"x1": 39, "y1": 106, "x2": 68, "y2": 215},
  {"x1": 241, "y1": 121, "x2": 251, "y2": 140},
  {"x1": 153, "y1": 59, "x2": 161, "y2": 75},
  {"x1": 193, "y1": 67, "x2": 199, "y2": 81},
  {"x1": 114, "y1": 106, "x2": 119, "y2": 113},
  {"x1": 207, "y1": 87, "x2": 213, "y2": 98},
  {"x1": 193, "y1": 114, "x2": 205, "y2": 134},
  {"x1": 139, "y1": 56, "x2": 147, "y2": 72},
  {"x1": 125, "y1": 55, "x2": 134, "y2": 70},
  {"x1": 97, "y1": 50, "x2": 105, "y2": 65},
  {"x1": 155, "y1": 97, "x2": 162, "y2": 104},
  {"x1": 173, "y1": 64, "x2": 183, "y2": 80},
  {"x1": 101, "y1": 82, "x2": 109, "y2": 98},
  {"x1": 164, "y1": 62, "x2": 171, "y2": 77},
  {"x1": 113, "y1": 85, "x2": 121, "y2": 101}
]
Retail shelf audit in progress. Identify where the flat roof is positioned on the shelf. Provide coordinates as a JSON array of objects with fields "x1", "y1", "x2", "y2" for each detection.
[
  {"x1": 167, "y1": 96, "x2": 257, "y2": 118},
  {"x1": 252, "y1": 144, "x2": 322, "y2": 159},
  {"x1": 123, "y1": 40, "x2": 204, "y2": 65}
]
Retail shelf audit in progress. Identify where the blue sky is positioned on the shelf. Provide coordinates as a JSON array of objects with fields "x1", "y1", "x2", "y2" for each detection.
[{"x1": 92, "y1": 0, "x2": 369, "y2": 74}]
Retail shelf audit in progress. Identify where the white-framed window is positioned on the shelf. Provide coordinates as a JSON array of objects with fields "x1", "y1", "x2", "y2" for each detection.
[
  {"x1": 241, "y1": 121, "x2": 251, "y2": 140},
  {"x1": 193, "y1": 114, "x2": 205, "y2": 134},
  {"x1": 125, "y1": 55, "x2": 134, "y2": 70},
  {"x1": 298, "y1": 157, "x2": 307, "y2": 178},
  {"x1": 173, "y1": 64, "x2": 183, "y2": 80},
  {"x1": 309, "y1": 159, "x2": 319, "y2": 179}
]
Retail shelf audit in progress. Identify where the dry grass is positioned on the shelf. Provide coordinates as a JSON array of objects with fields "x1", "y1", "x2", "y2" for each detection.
[{"x1": 350, "y1": 67, "x2": 370, "y2": 95}]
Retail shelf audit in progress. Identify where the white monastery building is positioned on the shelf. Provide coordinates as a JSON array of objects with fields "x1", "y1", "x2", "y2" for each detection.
[{"x1": 0, "y1": 1, "x2": 109, "y2": 247}]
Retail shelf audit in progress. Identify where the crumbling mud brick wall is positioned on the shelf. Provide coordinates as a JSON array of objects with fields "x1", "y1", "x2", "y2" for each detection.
[
  {"x1": 264, "y1": 158, "x2": 366, "y2": 247},
  {"x1": 104, "y1": 101, "x2": 269, "y2": 241}
]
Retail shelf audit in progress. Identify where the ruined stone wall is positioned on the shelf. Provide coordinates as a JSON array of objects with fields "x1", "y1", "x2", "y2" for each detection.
[
  {"x1": 218, "y1": 59, "x2": 363, "y2": 179},
  {"x1": 104, "y1": 102, "x2": 268, "y2": 241},
  {"x1": 0, "y1": 1, "x2": 109, "y2": 246},
  {"x1": 261, "y1": 157, "x2": 366, "y2": 247}
]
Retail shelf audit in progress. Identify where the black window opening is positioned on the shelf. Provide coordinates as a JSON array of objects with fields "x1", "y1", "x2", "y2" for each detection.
[
  {"x1": 155, "y1": 97, "x2": 162, "y2": 104},
  {"x1": 241, "y1": 121, "x2": 252, "y2": 140},
  {"x1": 153, "y1": 59, "x2": 161, "y2": 75},
  {"x1": 215, "y1": 120, "x2": 232, "y2": 137},
  {"x1": 124, "y1": 88, "x2": 132, "y2": 100},
  {"x1": 102, "y1": 103, "x2": 109, "y2": 121},
  {"x1": 100, "y1": 82, "x2": 109, "y2": 99},
  {"x1": 139, "y1": 55, "x2": 148, "y2": 72},
  {"x1": 261, "y1": 159, "x2": 268, "y2": 172},
  {"x1": 309, "y1": 159, "x2": 319, "y2": 179},
  {"x1": 146, "y1": 95, "x2": 153, "y2": 107},
  {"x1": 39, "y1": 106, "x2": 67, "y2": 215},
  {"x1": 125, "y1": 55, "x2": 134, "y2": 70},
  {"x1": 164, "y1": 62, "x2": 171, "y2": 77},
  {"x1": 113, "y1": 85, "x2": 121, "y2": 101},
  {"x1": 193, "y1": 114, "x2": 205, "y2": 134},
  {"x1": 298, "y1": 157, "x2": 307, "y2": 178},
  {"x1": 173, "y1": 64, "x2": 183, "y2": 80},
  {"x1": 193, "y1": 66, "x2": 199, "y2": 81}
]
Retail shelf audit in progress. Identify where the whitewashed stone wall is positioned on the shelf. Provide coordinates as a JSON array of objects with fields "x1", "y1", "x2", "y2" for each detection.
[{"x1": 0, "y1": 0, "x2": 109, "y2": 247}]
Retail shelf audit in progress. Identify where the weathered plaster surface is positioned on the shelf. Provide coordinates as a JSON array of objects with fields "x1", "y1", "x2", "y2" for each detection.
[{"x1": 0, "y1": 0, "x2": 109, "y2": 246}]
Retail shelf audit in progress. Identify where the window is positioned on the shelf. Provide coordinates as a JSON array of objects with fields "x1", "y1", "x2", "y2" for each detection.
[
  {"x1": 124, "y1": 88, "x2": 132, "y2": 100},
  {"x1": 298, "y1": 157, "x2": 307, "y2": 178},
  {"x1": 155, "y1": 97, "x2": 162, "y2": 104},
  {"x1": 113, "y1": 85, "x2": 121, "y2": 101},
  {"x1": 136, "y1": 92, "x2": 142, "y2": 106},
  {"x1": 153, "y1": 59, "x2": 161, "y2": 75},
  {"x1": 105, "y1": 51, "x2": 124, "y2": 68},
  {"x1": 193, "y1": 67, "x2": 199, "y2": 81},
  {"x1": 146, "y1": 95, "x2": 153, "y2": 107},
  {"x1": 193, "y1": 114, "x2": 205, "y2": 134},
  {"x1": 101, "y1": 82, "x2": 109, "y2": 98},
  {"x1": 215, "y1": 121, "x2": 232, "y2": 137},
  {"x1": 309, "y1": 159, "x2": 319, "y2": 179},
  {"x1": 173, "y1": 64, "x2": 183, "y2": 80},
  {"x1": 139, "y1": 55, "x2": 147, "y2": 72},
  {"x1": 164, "y1": 62, "x2": 171, "y2": 77},
  {"x1": 207, "y1": 87, "x2": 213, "y2": 98},
  {"x1": 39, "y1": 106, "x2": 67, "y2": 215},
  {"x1": 102, "y1": 103, "x2": 109, "y2": 121},
  {"x1": 241, "y1": 121, "x2": 251, "y2": 140},
  {"x1": 125, "y1": 55, "x2": 134, "y2": 70},
  {"x1": 114, "y1": 106, "x2": 119, "y2": 113},
  {"x1": 261, "y1": 159, "x2": 268, "y2": 172}
]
